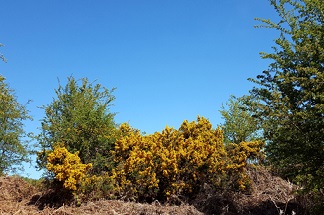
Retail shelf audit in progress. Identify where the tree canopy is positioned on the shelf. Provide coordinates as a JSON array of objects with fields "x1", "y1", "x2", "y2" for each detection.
[
  {"x1": 0, "y1": 75, "x2": 31, "y2": 174},
  {"x1": 249, "y1": 0, "x2": 324, "y2": 191},
  {"x1": 219, "y1": 95, "x2": 262, "y2": 144}
]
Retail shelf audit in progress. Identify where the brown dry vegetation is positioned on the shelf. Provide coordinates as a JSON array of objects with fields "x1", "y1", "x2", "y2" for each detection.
[
  {"x1": 192, "y1": 166, "x2": 305, "y2": 215},
  {"x1": 0, "y1": 176, "x2": 202, "y2": 215},
  {"x1": 0, "y1": 167, "x2": 307, "y2": 215}
]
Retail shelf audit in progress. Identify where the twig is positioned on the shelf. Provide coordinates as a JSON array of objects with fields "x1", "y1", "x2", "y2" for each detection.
[{"x1": 13, "y1": 209, "x2": 21, "y2": 215}]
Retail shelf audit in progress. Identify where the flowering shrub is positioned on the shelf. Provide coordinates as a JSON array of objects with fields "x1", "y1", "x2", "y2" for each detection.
[
  {"x1": 46, "y1": 145, "x2": 92, "y2": 191},
  {"x1": 225, "y1": 141, "x2": 265, "y2": 190},
  {"x1": 45, "y1": 118, "x2": 264, "y2": 202},
  {"x1": 111, "y1": 117, "x2": 230, "y2": 201}
]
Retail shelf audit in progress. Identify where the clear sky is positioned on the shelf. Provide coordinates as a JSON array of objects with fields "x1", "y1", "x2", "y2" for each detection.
[{"x1": 0, "y1": 0, "x2": 279, "y2": 179}]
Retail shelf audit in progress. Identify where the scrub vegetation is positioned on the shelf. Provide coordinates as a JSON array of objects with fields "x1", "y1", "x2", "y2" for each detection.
[{"x1": 0, "y1": 0, "x2": 323, "y2": 214}]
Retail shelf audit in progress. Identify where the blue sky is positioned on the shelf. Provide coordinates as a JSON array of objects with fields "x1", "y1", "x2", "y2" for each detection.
[{"x1": 0, "y1": 1, "x2": 279, "y2": 178}]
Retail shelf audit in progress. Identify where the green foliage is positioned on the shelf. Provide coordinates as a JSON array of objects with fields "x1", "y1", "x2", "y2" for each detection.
[
  {"x1": 220, "y1": 95, "x2": 262, "y2": 144},
  {"x1": 79, "y1": 173, "x2": 115, "y2": 201},
  {"x1": 0, "y1": 75, "x2": 31, "y2": 174},
  {"x1": 250, "y1": 0, "x2": 324, "y2": 191},
  {"x1": 37, "y1": 76, "x2": 117, "y2": 175}
]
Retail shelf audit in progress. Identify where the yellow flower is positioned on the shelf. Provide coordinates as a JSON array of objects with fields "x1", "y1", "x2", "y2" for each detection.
[{"x1": 46, "y1": 145, "x2": 92, "y2": 191}]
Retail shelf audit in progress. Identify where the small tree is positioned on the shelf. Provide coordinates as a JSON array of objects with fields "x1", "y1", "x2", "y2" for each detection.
[
  {"x1": 0, "y1": 75, "x2": 31, "y2": 174},
  {"x1": 220, "y1": 95, "x2": 262, "y2": 144},
  {"x1": 37, "y1": 76, "x2": 117, "y2": 175},
  {"x1": 250, "y1": 0, "x2": 324, "y2": 191}
]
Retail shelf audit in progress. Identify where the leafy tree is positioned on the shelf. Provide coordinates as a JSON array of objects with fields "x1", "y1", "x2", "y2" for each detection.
[
  {"x1": 219, "y1": 95, "x2": 262, "y2": 144},
  {"x1": 37, "y1": 76, "x2": 117, "y2": 175},
  {"x1": 0, "y1": 75, "x2": 31, "y2": 174},
  {"x1": 249, "y1": 0, "x2": 324, "y2": 191}
]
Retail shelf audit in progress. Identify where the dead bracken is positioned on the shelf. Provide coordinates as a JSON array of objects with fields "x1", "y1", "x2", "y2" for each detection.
[{"x1": 0, "y1": 166, "x2": 307, "y2": 215}]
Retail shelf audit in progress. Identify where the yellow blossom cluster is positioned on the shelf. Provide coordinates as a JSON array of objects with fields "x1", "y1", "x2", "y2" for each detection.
[
  {"x1": 46, "y1": 145, "x2": 92, "y2": 191},
  {"x1": 111, "y1": 117, "x2": 229, "y2": 200},
  {"x1": 225, "y1": 141, "x2": 265, "y2": 190}
]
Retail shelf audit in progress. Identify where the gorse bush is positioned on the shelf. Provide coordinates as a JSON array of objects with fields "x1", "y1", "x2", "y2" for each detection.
[
  {"x1": 111, "y1": 117, "x2": 264, "y2": 202},
  {"x1": 225, "y1": 141, "x2": 264, "y2": 190},
  {"x1": 46, "y1": 145, "x2": 92, "y2": 192}
]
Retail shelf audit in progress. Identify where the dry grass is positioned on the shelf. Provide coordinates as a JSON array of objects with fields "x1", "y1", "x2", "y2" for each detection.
[
  {"x1": 0, "y1": 166, "x2": 307, "y2": 215},
  {"x1": 0, "y1": 176, "x2": 202, "y2": 215},
  {"x1": 0, "y1": 175, "x2": 38, "y2": 202},
  {"x1": 0, "y1": 199, "x2": 202, "y2": 215}
]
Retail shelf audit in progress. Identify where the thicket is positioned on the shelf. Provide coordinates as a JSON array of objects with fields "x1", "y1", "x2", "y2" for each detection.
[
  {"x1": 111, "y1": 117, "x2": 264, "y2": 202},
  {"x1": 43, "y1": 116, "x2": 264, "y2": 204}
]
